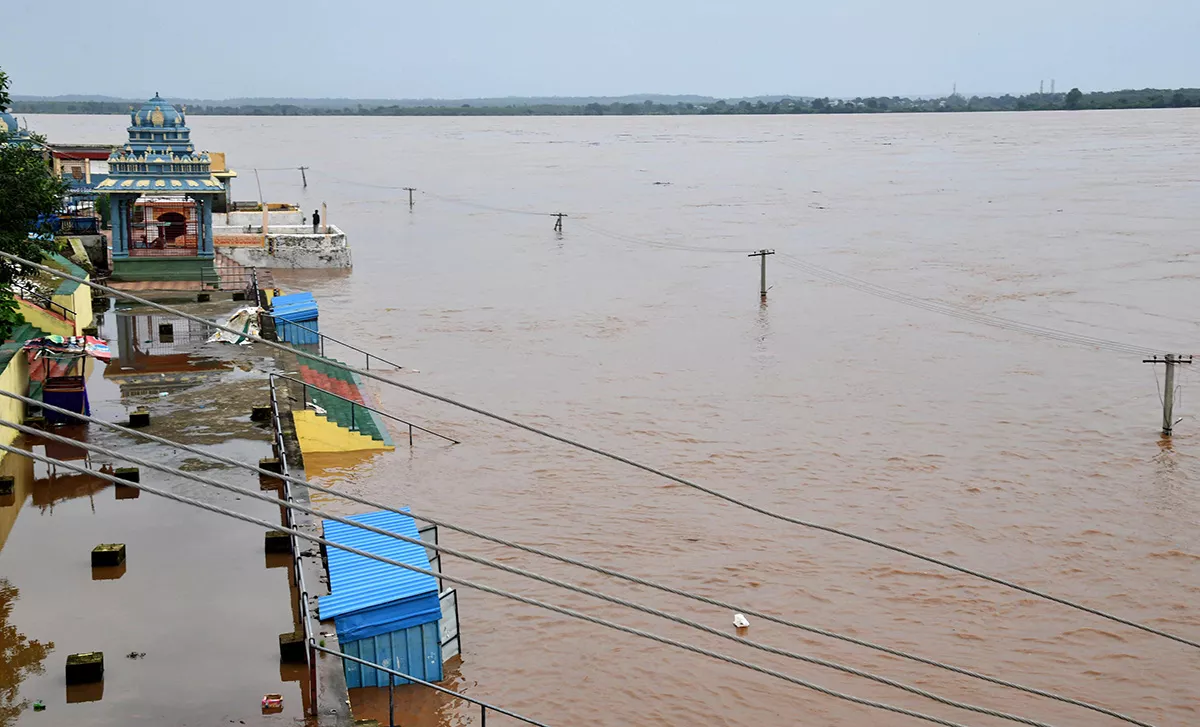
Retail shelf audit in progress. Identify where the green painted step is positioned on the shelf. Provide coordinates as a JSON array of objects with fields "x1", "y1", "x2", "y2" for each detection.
[{"x1": 296, "y1": 354, "x2": 394, "y2": 446}]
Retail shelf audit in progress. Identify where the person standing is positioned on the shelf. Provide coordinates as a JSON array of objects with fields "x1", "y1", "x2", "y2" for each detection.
[{"x1": 312, "y1": 208, "x2": 321, "y2": 234}]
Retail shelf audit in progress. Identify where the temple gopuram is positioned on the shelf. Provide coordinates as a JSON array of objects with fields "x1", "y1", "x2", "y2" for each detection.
[{"x1": 95, "y1": 94, "x2": 228, "y2": 281}]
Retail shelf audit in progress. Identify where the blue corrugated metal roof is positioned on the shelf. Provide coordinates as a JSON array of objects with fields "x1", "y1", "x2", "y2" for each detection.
[
  {"x1": 272, "y1": 292, "x2": 318, "y2": 323},
  {"x1": 319, "y1": 510, "x2": 439, "y2": 622}
]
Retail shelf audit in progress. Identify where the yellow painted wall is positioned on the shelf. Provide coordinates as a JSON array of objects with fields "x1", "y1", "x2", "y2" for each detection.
[
  {"x1": 54, "y1": 282, "x2": 94, "y2": 335},
  {"x1": 292, "y1": 410, "x2": 394, "y2": 454},
  {"x1": 0, "y1": 442, "x2": 34, "y2": 551},
  {"x1": 0, "y1": 350, "x2": 30, "y2": 454},
  {"x1": 16, "y1": 298, "x2": 73, "y2": 338}
]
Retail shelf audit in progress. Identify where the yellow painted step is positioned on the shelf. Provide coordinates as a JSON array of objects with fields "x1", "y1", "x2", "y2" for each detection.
[{"x1": 292, "y1": 409, "x2": 395, "y2": 454}]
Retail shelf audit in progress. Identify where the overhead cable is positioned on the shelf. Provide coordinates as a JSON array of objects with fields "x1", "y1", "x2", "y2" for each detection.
[
  {"x1": 0, "y1": 389, "x2": 1155, "y2": 727},
  {"x1": 0, "y1": 419, "x2": 1071, "y2": 727},
  {"x1": 0, "y1": 443, "x2": 989, "y2": 727},
  {"x1": 4, "y1": 250, "x2": 1196, "y2": 654}
]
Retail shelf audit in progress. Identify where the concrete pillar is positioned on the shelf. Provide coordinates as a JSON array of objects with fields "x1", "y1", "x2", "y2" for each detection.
[
  {"x1": 199, "y1": 196, "x2": 214, "y2": 258},
  {"x1": 111, "y1": 197, "x2": 128, "y2": 259}
]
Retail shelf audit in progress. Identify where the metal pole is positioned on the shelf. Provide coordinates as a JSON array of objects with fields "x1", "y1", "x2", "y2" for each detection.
[
  {"x1": 299, "y1": 166, "x2": 308, "y2": 188},
  {"x1": 388, "y1": 675, "x2": 395, "y2": 727},
  {"x1": 308, "y1": 642, "x2": 318, "y2": 717},
  {"x1": 408, "y1": 424, "x2": 413, "y2": 447},
  {"x1": 351, "y1": 405, "x2": 356, "y2": 432},
  {"x1": 482, "y1": 705, "x2": 486, "y2": 726},
  {"x1": 1163, "y1": 353, "x2": 1176, "y2": 436},
  {"x1": 760, "y1": 252, "x2": 768, "y2": 298}
]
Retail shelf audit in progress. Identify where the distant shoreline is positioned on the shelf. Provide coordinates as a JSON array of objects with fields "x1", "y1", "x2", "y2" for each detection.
[{"x1": 12, "y1": 88, "x2": 1199, "y2": 117}]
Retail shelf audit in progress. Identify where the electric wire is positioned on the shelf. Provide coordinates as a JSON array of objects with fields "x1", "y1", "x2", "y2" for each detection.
[
  {"x1": 5, "y1": 250, "x2": 1197, "y2": 654},
  {"x1": 0, "y1": 419, "x2": 1072, "y2": 727},
  {"x1": 0, "y1": 388, "x2": 1156, "y2": 727},
  {"x1": 773, "y1": 253, "x2": 1170, "y2": 356},
  {"x1": 0, "y1": 442, "x2": 991, "y2": 727}
]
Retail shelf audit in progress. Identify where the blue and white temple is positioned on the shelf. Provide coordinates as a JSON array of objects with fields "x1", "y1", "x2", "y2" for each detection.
[{"x1": 95, "y1": 94, "x2": 226, "y2": 281}]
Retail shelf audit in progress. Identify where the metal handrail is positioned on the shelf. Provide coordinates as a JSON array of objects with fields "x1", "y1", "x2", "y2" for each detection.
[
  {"x1": 312, "y1": 644, "x2": 552, "y2": 727},
  {"x1": 270, "y1": 373, "x2": 459, "y2": 446},
  {"x1": 261, "y1": 313, "x2": 403, "y2": 371},
  {"x1": 13, "y1": 280, "x2": 76, "y2": 322},
  {"x1": 268, "y1": 375, "x2": 318, "y2": 715}
]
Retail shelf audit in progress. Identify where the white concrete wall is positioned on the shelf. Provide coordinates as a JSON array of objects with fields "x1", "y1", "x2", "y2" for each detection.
[
  {"x1": 218, "y1": 225, "x2": 352, "y2": 269},
  {"x1": 224, "y1": 209, "x2": 304, "y2": 226}
]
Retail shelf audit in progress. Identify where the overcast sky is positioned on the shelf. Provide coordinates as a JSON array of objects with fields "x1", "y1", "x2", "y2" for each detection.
[{"x1": 7, "y1": 0, "x2": 1198, "y2": 100}]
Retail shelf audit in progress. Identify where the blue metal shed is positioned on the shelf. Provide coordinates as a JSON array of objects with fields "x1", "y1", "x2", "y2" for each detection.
[
  {"x1": 271, "y1": 292, "x2": 319, "y2": 345},
  {"x1": 319, "y1": 510, "x2": 443, "y2": 687}
]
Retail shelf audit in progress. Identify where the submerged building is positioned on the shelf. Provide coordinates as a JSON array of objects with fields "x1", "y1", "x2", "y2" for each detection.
[{"x1": 96, "y1": 94, "x2": 229, "y2": 281}]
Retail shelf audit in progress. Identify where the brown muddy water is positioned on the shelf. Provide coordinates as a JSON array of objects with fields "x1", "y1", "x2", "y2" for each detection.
[
  {"x1": 0, "y1": 301, "x2": 310, "y2": 726},
  {"x1": 22, "y1": 111, "x2": 1200, "y2": 726}
]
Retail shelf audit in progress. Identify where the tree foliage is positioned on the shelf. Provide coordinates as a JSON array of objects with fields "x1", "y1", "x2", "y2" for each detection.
[
  {"x1": 0, "y1": 579, "x2": 54, "y2": 724},
  {"x1": 12, "y1": 87, "x2": 1200, "y2": 117},
  {"x1": 0, "y1": 68, "x2": 68, "y2": 340}
]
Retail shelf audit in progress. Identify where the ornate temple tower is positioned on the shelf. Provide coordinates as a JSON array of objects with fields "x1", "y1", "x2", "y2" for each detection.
[{"x1": 96, "y1": 94, "x2": 225, "y2": 281}]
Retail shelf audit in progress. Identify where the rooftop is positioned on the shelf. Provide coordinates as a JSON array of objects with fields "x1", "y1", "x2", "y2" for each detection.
[{"x1": 318, "y1": 510, "x2": 439, "y2": 622}]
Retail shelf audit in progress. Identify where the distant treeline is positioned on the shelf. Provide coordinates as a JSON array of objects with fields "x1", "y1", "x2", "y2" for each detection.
[{"x1": 13, "y1": 88, "x2": 1200, "y2": 117}]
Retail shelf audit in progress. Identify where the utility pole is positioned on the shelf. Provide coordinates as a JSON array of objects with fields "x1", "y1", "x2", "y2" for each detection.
[
  {"x1": 403, "y1": 187, "x2": 416, "y2": 210},
  {"x1": 1143, "y1": 354, "x2": 1193, "y2": 435},
  {"x1": 553, "y1": 213, "x2": 567, "y2": 233},
  {"x1": 298, "y1": 166, "x2": 308, "y2": 188},
  {"x1": 747, "y1": 249, "x2": 775, "y2": 300}
]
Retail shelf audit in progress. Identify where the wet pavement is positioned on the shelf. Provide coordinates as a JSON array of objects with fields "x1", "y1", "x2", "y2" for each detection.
[{"x1": 0, "y1": 298, "x2": 323, "y2": 726}]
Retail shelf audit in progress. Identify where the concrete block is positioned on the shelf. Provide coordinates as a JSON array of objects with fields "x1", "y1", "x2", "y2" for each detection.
[
  {"x1": 0, "y1": 476, "x2": 13, "y2": 496},
  {"x1": 66, "y1": 652, "x2": 104, "y2": 685},
  {"x1": 128, "y1": 407, "x2": 150, "y2": 428},
  {"x1": 278, "y1": 632, "x2": 306, "y2": 663},
  {"x1": 91, "y1": 544, "x2": 126, "y2": 568},
  {"x1": 251, "y1": 406, "x2": 272, "y2": 422},
  {"x1": 114, "y1": 466, "x2": 140, "y2": 499},
  {"x1": 197, "y1": 293, "x2": 211, "y2": 303},
  {"x1": 264, "y1": 531, "x2": 292, "y2": 554}
]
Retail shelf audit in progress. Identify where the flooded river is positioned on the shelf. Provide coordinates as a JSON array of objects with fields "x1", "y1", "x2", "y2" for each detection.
[{"x1": 25, "y1": 110, "x2": 1200, "y2": 726}]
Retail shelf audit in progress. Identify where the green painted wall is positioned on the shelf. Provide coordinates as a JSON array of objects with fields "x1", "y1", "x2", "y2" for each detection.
[{"x1": 111, "y1": 257, "x2": 216, "y2": 282}]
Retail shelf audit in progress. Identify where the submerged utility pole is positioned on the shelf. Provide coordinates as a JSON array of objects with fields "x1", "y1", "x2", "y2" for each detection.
[
  {"x1": 1143, "y1": 354, "x2": 1193, "y2": 435},
  {"x1": 298, "y1": 166, "x2": 308, "y2": 188},
  {"x1": 553, "y1": 213, "x2": 567, "y2": 233},
  {"x1": 748, "y1": 249, "x2": 775, "y2": 300},
  {"x1": 403, "y1": 187, "x2": 416, "y2": 210}
]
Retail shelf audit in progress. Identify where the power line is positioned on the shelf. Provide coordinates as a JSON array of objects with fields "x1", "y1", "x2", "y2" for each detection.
[
  {"x1": 0, "y1": 419, "x2": 1074, "y2": 727},
  {"x1": 0, "y1": 441, "x2": 550, "y2": 725},
  {"x1": 0, "y1": 390, "x2": 1151, "y2": 726},
  {"x1": 576, "y1": 219, "x2": 758, "y2": 254},
  {"x1": 774, "y1": 253, "x2": 1174, "y2": 357},
  {"x1": 5, "y1": 250, "x2": 1197, "y2": 653},
  {"x1": 0, "y1": 443, "x2": 993, "y2": 727}
]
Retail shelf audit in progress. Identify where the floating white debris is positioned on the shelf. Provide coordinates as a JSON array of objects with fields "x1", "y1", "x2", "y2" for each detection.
[{"x1": 733, "y1": 614, "x2": 750, "y2": 629}]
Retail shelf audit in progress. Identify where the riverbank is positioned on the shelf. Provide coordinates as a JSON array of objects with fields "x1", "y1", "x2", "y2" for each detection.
[{"x1": 12, "y1": 87, "x2": 1200, "y2": 116}]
